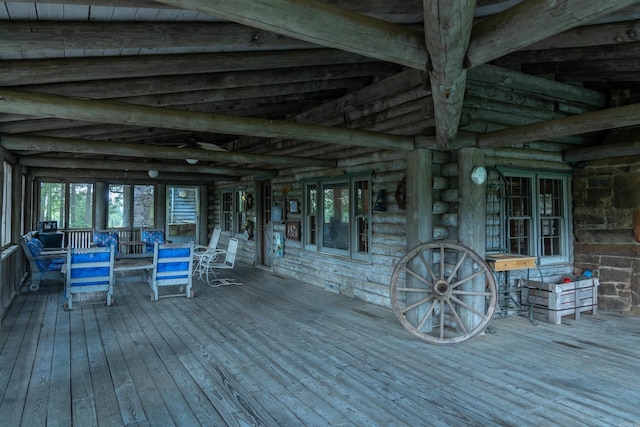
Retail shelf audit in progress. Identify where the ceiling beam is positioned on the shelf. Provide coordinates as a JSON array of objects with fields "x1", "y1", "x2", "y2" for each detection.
[
  {"x1": 476, "y1": 102, "x2": 640, "y2": 148},
  {"x1": 154, "y1": 0, "x2": 428, "y2": 70},
  {"x1": 564, "y1": 141, "x2": 640, "y2": 162},
  {"x1": 0, "y1": 134, "x2": 335, "y2": 168},
  {"x1": 1, "y1": 21, "x2": 314, "y2": 56},
  {"x1": 26, "y1": 167, "x2": 226, "y2": 183},
  {"x1": 466, "y1": 0, "x2": 640, "y2": 68},
  {"x1": 0, "y1": 49, "x2": 374, "y2": 86},
  {"x1": 18, "y1": 156, "x2": 273, "y2": 178},
  {"x1": 0, "y1": 89, "x2": 415, "y2": 151},
  {"x1": 423, "y1": 0, "x2": 476, "y2": 146}
]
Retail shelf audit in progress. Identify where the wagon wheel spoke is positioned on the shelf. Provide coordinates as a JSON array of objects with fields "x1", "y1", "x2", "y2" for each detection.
[
  {"x1": 390, "y1": 241, "x2": 498, "y2": 345},
  {"x1": 417, "y1": 251, "x2": 438, "y2": 283},
  {"x1": 404, "y1": 266, "x2": 434, "y2": 288},
  {"x1": 446, "y1": 251, "x2": 467, "y2": 284}
]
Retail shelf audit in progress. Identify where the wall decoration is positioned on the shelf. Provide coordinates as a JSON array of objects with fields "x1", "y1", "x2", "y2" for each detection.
[
  {"x1": 274, "y1": 232, "x2": 284, "y2": 257},
  {"x1": 395, "y1": 176, "x2": 406, "y2": 210},
  {"x1": 289, "y1": 199, "x2": 299, "y2": 214},
  {"x1": 272, "y1": 204, "x2": 283, "y2": 222},
  {"x1": 286, "y1": 221, "x2": 300, "y2": 241},
  {"x1": 373, "y1": 189, "x2": 387, "y2": 211}
]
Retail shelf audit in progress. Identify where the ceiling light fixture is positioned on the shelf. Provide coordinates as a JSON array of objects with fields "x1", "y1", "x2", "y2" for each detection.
[{"x1": 185, "y1": 158, "x2": 199, "y2": 165}]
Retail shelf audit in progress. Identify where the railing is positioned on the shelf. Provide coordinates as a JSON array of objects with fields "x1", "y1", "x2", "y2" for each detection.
[
  {"x1": 63, "y1": 228, "x2": 145, "y2": 254},
  {"x1": 64, "y1": 229, "x2": 93, "y2": 248},
  {"x1": 1, "y1": 245, "x2": 23, "y2": 325}
]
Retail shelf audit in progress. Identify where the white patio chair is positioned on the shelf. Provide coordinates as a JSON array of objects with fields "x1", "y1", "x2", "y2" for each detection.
[
  {"x1": 193, "y1": 226, "x2": 223, "y2": 280},
  {"x1": 150, "y1": 242, "x2": 194, "y2": 301},
  {"x1": 201, "y1": 237, "x2": 242, "y2": 287},
  {"x1": 64, "y1": 245, "x2": 115, "y2": 310}
]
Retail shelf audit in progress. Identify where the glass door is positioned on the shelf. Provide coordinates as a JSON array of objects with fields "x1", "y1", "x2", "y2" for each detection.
[{"x1": 166, "y1": 185, "x2": 199, "y2": 244}]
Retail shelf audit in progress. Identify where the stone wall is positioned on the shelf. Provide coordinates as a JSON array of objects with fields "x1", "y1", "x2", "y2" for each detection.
[{"x1": 573, "y1": 155, "x2": 640, "y2": 313}]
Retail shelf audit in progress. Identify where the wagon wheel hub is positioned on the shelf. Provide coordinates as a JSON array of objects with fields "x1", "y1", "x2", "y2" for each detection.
[{"x1": 433, "y1": 279, "x2": 452, "y2": 301}]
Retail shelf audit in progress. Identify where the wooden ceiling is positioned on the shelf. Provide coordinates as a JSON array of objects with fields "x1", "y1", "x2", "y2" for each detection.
[{"x1": 2, "y1": 0, "x2": 640, "y2": 180}]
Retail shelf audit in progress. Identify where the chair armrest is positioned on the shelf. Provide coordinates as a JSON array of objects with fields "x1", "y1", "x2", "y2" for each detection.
[{"x1": 34, "y1": 252, "x2": 67, "y2": 260}]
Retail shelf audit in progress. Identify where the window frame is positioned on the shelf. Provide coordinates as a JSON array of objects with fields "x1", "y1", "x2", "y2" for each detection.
[
  {"x1": 303, "y1": 173, "x2": 372, "y2": 262},
  {"x1": 220, "y1": 189, "x2": 246, "y2": 235},
  {"x1": 501, "y1": 170, "x2": 571, "y2": 266},
  {"x1": 107, "y1": 183, "x2": 155, "y2": 229},
  {"x1": 39, "y1": 181, "x2": 96, "y2": 231},
  {"x1": 2, "y1": 161, "x2": 12, "y2": 247}
]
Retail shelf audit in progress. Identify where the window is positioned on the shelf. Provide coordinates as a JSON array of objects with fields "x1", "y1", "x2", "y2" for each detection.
[
  {"x1": 235, "y1": 191, "x2": 245, "y2": 234},
  {"x1": 108, "y1": 184, "x2": 154, "y2": 228},
  {"x1": 488, "y1": 171, "x2": 570, "y2": 265},
  {"x1": 39, "y1": 181, "x2": 95, "y2": 230},
  {"x1": 221, "y1": 191, "x2": 232, "y2": 232},
  {"x1": 40, "y1": 182, "x2": 66, "y2": 229},
  {"x1": 304, "y1": 174, "x2": 371, "y2": 260},
  {"x1": 68, "y1": 183, "x2": 93, "y2": 228},
  {"x1": 304, "y1": 183, "x2": 317, "y2": 246},
  {"x1": 220, "y1": 189, "x2": 245, "y2": 234},
  {"x1": 2, "y1": 162, "x2": 12, "y2": 246}
]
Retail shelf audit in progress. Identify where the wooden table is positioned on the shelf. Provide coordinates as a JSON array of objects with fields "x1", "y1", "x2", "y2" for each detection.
[{"x1": 114, "y1": 257, "x2": 154, "y2": 283}]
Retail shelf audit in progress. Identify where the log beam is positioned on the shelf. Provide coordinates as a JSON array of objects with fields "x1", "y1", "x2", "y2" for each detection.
[
  {"x1": 467, "y1": 0, "x2": 640, "y2": 68},
  {"x1": 477, "y1": 102, "x2": 640, "y2": 148},
  {"x1": 0, "y1": 50, "x2": 373, "y2": 86},
  {"x1": 0, "y1": 134, "x2": 335, "y2": 168},
  {"x1": 423, "y1": 0, "x2": 476, "y2": 146},
  {"x1": 0, "y1": 21, "x2": 314, "y2": 56},
  {"x1": 154, "y1": 0, "x2": 428, "y2": 70},
  {"x1": 18, "y1": 156, "x2": 273, "y2": 178},
  {"x1": 0, "y1": 89, "x2": 415, "y2": 151}
]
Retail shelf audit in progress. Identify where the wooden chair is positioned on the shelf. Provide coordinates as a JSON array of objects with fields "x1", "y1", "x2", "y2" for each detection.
[
  {"x1": 193, "y1": 226, "x2": 223, "y2": 280},
  {"x1": 150, "y1": 242, "x2": 194, "y2": 301},
  {"x1": 64, "y1": 246, "x2": 115, "y2": 310},
  {"x1": 20, "y1": 234, "x2": 66, "y2": 291},
  {"x1": 202, "y1": 237, "x2": 242, "y2": 287}
]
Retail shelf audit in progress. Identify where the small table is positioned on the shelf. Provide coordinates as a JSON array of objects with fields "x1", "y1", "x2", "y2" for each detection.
[{"x1": 114, "y1": 257, "x2": 154, "y2": 283}]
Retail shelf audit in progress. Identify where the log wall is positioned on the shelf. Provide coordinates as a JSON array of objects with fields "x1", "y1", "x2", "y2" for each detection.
[{"x1": 201, "y1": 64, "x2": 609, "y2": 309}]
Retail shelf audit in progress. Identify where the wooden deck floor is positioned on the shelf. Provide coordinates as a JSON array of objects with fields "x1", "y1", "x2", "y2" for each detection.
[{"x1": 1, "y1": 264, "x2": 639, "y2": 426}]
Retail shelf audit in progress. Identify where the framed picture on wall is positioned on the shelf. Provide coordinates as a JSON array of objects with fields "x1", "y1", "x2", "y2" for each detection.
[
  {"x1": 289, "y1": 199, "x2": 299, "y2": 214},
  {"x1": 272, "y1": 204, "x2": 283, "y2": 222},
  {"x1": 286, "y1": 221, "x2": 300, "y2": 241}
]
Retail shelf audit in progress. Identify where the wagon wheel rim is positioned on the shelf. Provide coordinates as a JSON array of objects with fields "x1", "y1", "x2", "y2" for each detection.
[{"x1": 390, "y1": 240, "x2": 497, "y2": 344}]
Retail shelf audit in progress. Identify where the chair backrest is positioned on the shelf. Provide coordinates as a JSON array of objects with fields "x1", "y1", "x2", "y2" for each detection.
[
  {"x1": 141, "y1": 229, "x2": 166, "y2": 253},
  {"x1": 93, "y1": 231, "x2": 119, "y2": 253},
  {"x1": 223, "y1": 238, "x2": 239, "y2": 268},
  {"x1": 208, "y1": 226, "x2": 221, "y2": 250},
  {"x1": 66, "y1": 246, "x2": 115, "y2": 287},
  {"x1": 153, "y1": 242, "x2": 194, "y2": 286}
]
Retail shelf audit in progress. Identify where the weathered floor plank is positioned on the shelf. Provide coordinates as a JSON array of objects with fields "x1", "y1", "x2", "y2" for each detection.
[{"x1": 1, "y1": 264, "x2": 640, "y2": 426}]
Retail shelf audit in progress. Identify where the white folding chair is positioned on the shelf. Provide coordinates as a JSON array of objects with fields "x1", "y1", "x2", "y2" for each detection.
[
  {"x1": 202, "y1": 238, "x2": 242, "y2": 287},
  {"x1": 193, "y1": 226, "x2": 223, "y2": 280}
]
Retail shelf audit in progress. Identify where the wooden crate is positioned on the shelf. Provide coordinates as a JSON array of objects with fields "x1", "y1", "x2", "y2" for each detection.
[{"x1": 525, "y1": 278, "x2": 599, "y2": 324}]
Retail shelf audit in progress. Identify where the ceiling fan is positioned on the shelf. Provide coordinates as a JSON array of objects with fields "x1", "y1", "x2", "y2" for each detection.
[{"x1": 178, "y1": 133, "x2": 227, "y2": 164}]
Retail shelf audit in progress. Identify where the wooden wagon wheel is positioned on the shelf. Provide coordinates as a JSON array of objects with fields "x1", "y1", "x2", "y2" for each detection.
[{"x1": 390, "y1": 240, "x2": 497, "y2": 345}]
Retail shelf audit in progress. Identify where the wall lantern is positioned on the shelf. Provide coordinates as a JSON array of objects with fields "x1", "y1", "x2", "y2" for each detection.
[
  {"x1": 148, "y1": 169, "x2": 159, "y2": 178},
  {"x1": 470, "y1": 166, "x2": 487, "y2": 185},
  {"x1": 185, "y1": 158, "x2": 199, "y2": 165}
]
